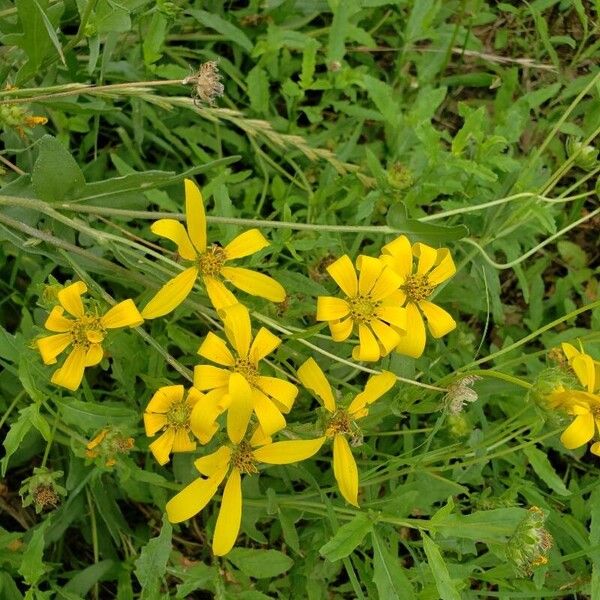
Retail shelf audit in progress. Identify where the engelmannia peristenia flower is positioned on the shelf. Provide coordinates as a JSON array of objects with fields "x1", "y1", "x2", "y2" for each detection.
[
  {"x1": 192, "y1": 303, "x2": 298, "y2": 442},
  {"x1": 548, "y1": 342, "x2": 600, "y2": 455},
  {"x1": 297, "y1": 357, "x2": 396, "y2": 506},
  {"x1": 144, "y1": 385, "x2": 204, "y2": 465},
  {"x1": 36, "y1": 281, "x2": 143, "y2": 391},
  {"x1": 316, "y1": 255, "x2": 407, "y2": 361},
  {"x1": 166, "y1": 427, "x2": 325, "y2": 555},
  {"x1": 379, "y1": 235, "x2": 456, "y2": 358},
  {"x1": 141, "y1": 179, "x2": 285, "y2": 318}
]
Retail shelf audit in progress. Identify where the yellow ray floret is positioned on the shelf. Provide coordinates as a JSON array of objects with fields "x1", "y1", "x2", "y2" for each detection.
[
  {"x1": 192, "y1": 303, "x2": 297, "y2": 443},
  {"x1": 141, "y1": 179, "x2": 285, "y2": 318},
  {"x1": 166, "y1": 427, "x2": 325, "y2": 556},
  {"x1": 297, "y1": 357, "x2": 395, "y2": 505},
  {"x1": 316, "y1": 254, "x2": 408, "y2": 362},
  {"x1": 379, "y1": 235, "x2": 457, "y2": 358},
  {"x1": 36, "y1": 281, "x2": 143, "y2": 391}
]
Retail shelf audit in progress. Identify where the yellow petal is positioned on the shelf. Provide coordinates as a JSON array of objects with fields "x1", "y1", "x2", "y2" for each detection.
[
  {"x1": 37, "y1": 333, "x2": 72, "y2": 365},
  {"x1": 194, "y1": 446, "x2": 232, "y2": 477},
  {"x1": 171, "y1": 429, "x2": 196, "y2": 453},
  {"x1": 326, "y1": 255, "x2": 358, "y2": 297},
  {"x1": 147, "y1": 385, "x2": 184, "y2": 413},
  {"x1": 198, "y1": 332, "x2": 235, "y2": 366},
  {"x1": 150, "y1": 218, "x2": 197, "y2": 260},
  {"x1": 380, "y1": 235, "x2": 412, "y2": 277},
  {"x1": 329, "y1": 317, "x2": 353, "y2": 342},
  {"x1": 166, "y1": 472, "x2": 223, "y2": 524},
  {"x1": 333, "y1": 434, "x2": 359, "y2": 506},
  {"x1": 249, "y1": 426, "x2": 272, "y2": 447},
  {"x1": 560, "y1": 413, "x2": 594, "y2": 449},
  {"x1": 51, "y1": 346, "x2": 87, "y2": 390},
  {"x1": 222, "y1": 303, "x2": 252, "y2": 358},
  {"x1": 224, "y1": 229, "x2": 269, "y2": 260},
  {"x1": 221, "y1": 266, "x2": 286, "y2": 302},
  {"x1": 252, "y1": 389, "x2": 286, "y2": 435},
  {"x1": 561, "y1": 342, "x2": 580, "y2": 362},
  {"x1": 101, "y1": 299, "x2": 144, "y2": 329},
  {"x1": 376, "y1": 305, "x2": 407, "y2": 330},
  {"x1": 591, "y1": 441, "x2": 600, "y2": 456},
  {"x1": 227, "y1": 373, "x2": 254, "y2": 444},
  {"x1": 249, "y1": 328, "x2": 281, "y2": 364},
  {"x1": 413, "y1": 242, "x2": 438, "y2": 275},
  {"x1": 572, "y1": 354, "x2": 595, "y2": 393},
  {"x1": 44, "y1": 306, "x2": 73, "y2": 332},
  {"x1": 256, "y1": 376, "x2": 298, "y2": 412},
  {"x1": 427, "y1": 248, "x2": 456, "y2": 286},
  {"x1": 370, "y1": 319, "x2": 400, "y2": 356},
  {"x1": 203, "y1": 276, "x2": 238, "y2": 310},
  {"x1": 348, "y1": 371, "x2": 396, "y2": 416},
  {"x1": 186, "y1": 386, "x2": 204, "y2": 409},
  {"x1": 356, "y1": 255, "x2": 383, "y2": 295},
  {"x1": 190, "y1": 392, "x2": 224, "y2": 445},
  {"x1": 58, "y1": 281, "x2": 87, "y2": 318},
  {"x1": 316, "y1": 296, "x2": 350, "y2": 321},
  {"x1": 84, "y1": 344, "x2": 103, "y2": 366},
  {"x1": 297, "y1": 358, "x2": 336, "y2": 412},
  {"x1": 184, "y1": 179, "x2": 207, "y2": 253},
  {"x1": 149, "y1": 428, "x2": 176, "y2": 465},
  {"x1": 353, "y1": 324, "x2": 380, "y2": 362},
  {"x1": 395, "y1": 302, "x2": 426, "y2": 358},
  {"x1": 144, "y1": 412, "x2": 167, "y2": 436},
  {"x1": 370, "y1": 267, "x2": 403, "y2": 301},
  {"x1": 212, "y1": 468, "x2": 243, "y2": 556},
  {"x1": 141, "y1": 267, "x2": 199, "y2": 319},
  {"x1": 194, "y1": 365, "x2": 230, "y2": 391},
  {"x1": 419, "y1": 300, "x2": 456, "y2": 338},
  {"x1": 253, "y1": 436, "x2": 326, "y2": 464},
  {"x1": 86, "y1": 330, "x2": 104, "y2": 344}
]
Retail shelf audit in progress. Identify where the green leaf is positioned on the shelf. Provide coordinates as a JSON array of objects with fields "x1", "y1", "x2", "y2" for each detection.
[
  {"x1": 2, "y1": 406, "x2": 36, "y2": 476},
  {"x1": 143, "y1": 12, "x2": 167, "y2": 65},
  {"x1": 59, "y1": 398, "x2": 138, "y2": 433},
  {"x1": 590, "y1": 484, "x2": 600, "y2": 597},
  {"x1": 319, "y1": 513, "x2": 372, "y2": 562},
  {"x1": 0, "y1": 572, "x2": 24, "y2": 600},
  {"x1": 557, "y1": 240, "x2": 588, "y2": 270},
  {"x1": 19, "y1": 520, "x2": 49, "y2": 586},
  {"x1": 90, "y1": 475, "x2": 131, "y2": 544},
  {"x1": 300, "y1": 39, "x2": 319, "y2": 88},
  {"x1": 372, "y1": 530, "x2": 415, "y2": 600},
  {"x1": 63, "y1": 560, "x2": 115, "y2": 597},
  {"x1": 134, "y1": 517, "x2": 172, "y2": 598},
  {"x1": 523, "y1": 446, "x2": 570, "y2": 496},
  {"x1": 32, "y1": 135, "x2": 86, "y2": 203},
  {"x1": 188, "y1": 10, "x2": 253, "y2": 52},
  {"x1": 422, "y1": 533, "x2": 461, "y2": 600},
  {"x1": 32, "y1": 0, "x2": 65, "y2": 64},
  {"x1": 15, "y1": 0, "x2": 53, "y2": 78},
  {"x1": 226, "y1": 548, "x2": 293, "y2": 579},
  {"x1": 175, "y1": 563, "x2": 216, "y2": 597},
  {"x1": 386, "y1": 204, "x2": 468, "y2": 242},
  {"x1": 327, "y1": 0, "x2": 359, "y2": 63},
  {"x1": 247, "y1": 66, "x2": 270, "y2": 115}
]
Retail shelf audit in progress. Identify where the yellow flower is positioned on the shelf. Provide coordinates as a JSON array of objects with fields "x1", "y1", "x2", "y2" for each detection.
[
  {"x1": 144, "y1": 385, "x2": 204, "y2": 465},
  {"x1": 86, "y1": 428, "x2": 135, "y2": 467},
  {"x1": 379, "y1": 235, "x2": 456, "y2": 358},
  {"x1": 36, "y1": 282, "x2": 143, "y2": 391},
  {"x1": 166, "y1": 427, "x2": 325, "y2": 556},
  {"x1": 141, "y1": 179, "x2": 285, "y2": 318},
  {"x1": 316, "y1": 255, "x2": 407, "y2": 362},
  {"x1": 192, "y1": 303, "x2": 297, "y2": 443},
  {"x1": 297, "y1": 358, "x2": 395, "y2": 506},
  {"x1": 549, "y1": 342, "x2": 600, "y2": 454}
]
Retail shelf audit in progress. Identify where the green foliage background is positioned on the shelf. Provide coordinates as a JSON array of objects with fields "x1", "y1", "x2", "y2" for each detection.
[{"x1": 1, "y1": 0, "x2": 599, "y2": 598}]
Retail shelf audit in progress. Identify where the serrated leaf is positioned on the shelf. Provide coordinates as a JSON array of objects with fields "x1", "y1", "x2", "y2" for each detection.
[
  {"x1": 319, "y1": 513, "x2": 372, "y2": 561},
  {"x1": 134, "y1": 518, "x2": 172, "y2": 598},
  {"x1": 32, "y1": 135, "x2": 86, "y2": 203},
  {"x1": 247, "y1": 66, "x2": 269, "y2": 115},
  {"x1": 523, "y1": 446, "x2": 570, "y2": 496},
  {"x1": 422, "y1": 533, "x2": 461, "y2": 600},
  {"x1": 226, "y1": 548, "x2": 293, "y2": 579},
  {"x1": 372, "y1": 530, "x2": 415, "y2": 600}
]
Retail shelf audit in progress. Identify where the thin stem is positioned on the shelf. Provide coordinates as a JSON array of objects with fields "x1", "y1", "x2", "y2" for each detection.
[
  {"x1": 40, "y1": 413, "x2": 60, "y2": 468},
  {"x1": 0, "y1": 391, "x2": 25, "y2": 431}
]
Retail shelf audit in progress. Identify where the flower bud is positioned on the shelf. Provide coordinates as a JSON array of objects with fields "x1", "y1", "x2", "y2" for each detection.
[
  {"x1": 566, "y1": 136, "x2": 598, "y2": 171},
  {"x1": 506, "y1": 506, "x2": 553, "y2": 575}
]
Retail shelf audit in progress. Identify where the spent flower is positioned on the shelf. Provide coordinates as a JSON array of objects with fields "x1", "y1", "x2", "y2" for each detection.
[{"x1": 19, "y1": 467, "x2": 66, "y2": 513}]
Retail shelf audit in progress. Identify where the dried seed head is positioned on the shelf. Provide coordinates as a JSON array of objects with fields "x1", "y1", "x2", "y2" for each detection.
[
  {"x1": 183, "y1": 61, "x2": 225, "y2": 106},
  {"x1": 19, "y1": 467, "x2": 66, "y2": 514},
  {"x1": 443, "y1": 376, "x2": 481, "y2": 415}
]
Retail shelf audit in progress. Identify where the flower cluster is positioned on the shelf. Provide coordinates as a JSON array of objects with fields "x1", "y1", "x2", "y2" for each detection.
[
  {"x1": 548, "y1": 342, "x2": 600, "y2": 455},
  {"x1": 34, "y1": 179, "x2": 458, "y2": 556}
]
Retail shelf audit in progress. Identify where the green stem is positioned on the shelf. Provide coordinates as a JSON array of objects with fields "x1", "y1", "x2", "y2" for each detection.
[{"x1": 0, "y1": 391, "x2": 25, "y2": 431}]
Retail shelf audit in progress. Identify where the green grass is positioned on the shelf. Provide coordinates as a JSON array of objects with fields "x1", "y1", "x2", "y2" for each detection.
[{"x1": 1, "y1": 1, "x2": 600, "y2": 598}]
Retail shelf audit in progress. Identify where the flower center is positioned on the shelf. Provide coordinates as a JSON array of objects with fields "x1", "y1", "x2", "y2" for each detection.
[
  {"x1": 326, "y1": 410, "x2": 353, "y2": 437},
  {"x1": 231, "y1": 441, "x2": 258, "y2": 474},
  {"x1": 591, "y1": 404, "x2": 600, "y2": 419},
  {"x1": 402, "y1": 274, "x2": 434, "y2": 303},
  {"x1": 166, "y1": 400, "x2": 192, "y2": 429},
  {"x1": 348, "y1": 295, "x2": 380, "y2": 323},
  {"x1": 70, "y1": 315, "x2": 105, "y2": 349},
  {"x1": 198, "y1": 244, "x2": 227, "y2": 277},
  {"x1": 234, "y1": 358, "x2": 258, "y2": 386}
]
